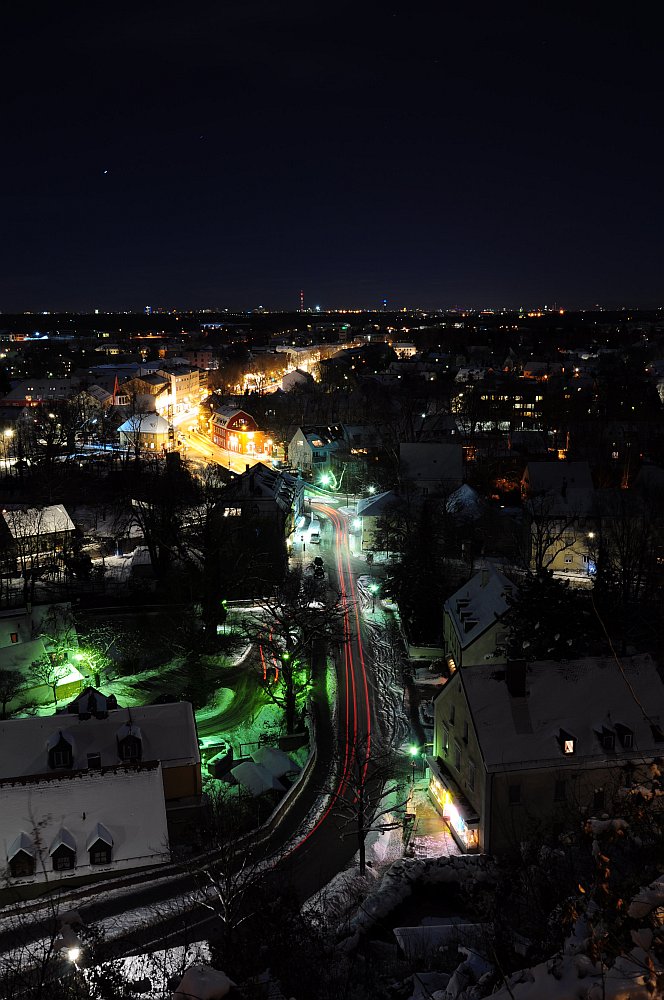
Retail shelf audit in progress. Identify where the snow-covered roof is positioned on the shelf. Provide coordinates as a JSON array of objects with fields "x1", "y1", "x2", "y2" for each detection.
[
  {"x1": 8, "y1": 831, "x2": 34, "y2": 860},
  {"x1": 231, "y1": 761, "x2": 285, "y2": 796},
  {"x1": 460, "y1": 653, "x2": 664, "y2": 772},
  {"x1": 117, "y1": 413, "x2": 170, "y2": 434},
  {"x1": 86, "y1": 822, "x2": 113, "y2": 850},
  {"x1": 49, "y1": 827, "x2": 76, "y2": 854},
  {"x1": 444, "y1": 565, "x2": 516, "y2": 649},
  {"x1": 0, "y1": 702, "x2": 199, "y2": 780},
  {"x1": 1, "y1": 765, "x2": 169, "y2": 875},
  {"x1": 356, "y1": 490, "x2": 401, "y2": 517},
  {"x1": 2, "y1": 504, "x2": 75, "y2": 539},
  {"x1": 445, "y1": 484, "x2": 487, "y2": 521},
  {"x1": 116, "y1": 722, "x2": 143, "y2": 742},
  {"x1": 250, "y1": 746, "x2": 300, "y2": 778}
]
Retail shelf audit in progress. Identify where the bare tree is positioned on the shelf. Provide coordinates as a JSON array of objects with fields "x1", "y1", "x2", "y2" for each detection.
[
  {"x1": 239, "y1": 567, "x2": 346, "y2": 733},
  {"x1": 331, "y1": 733, "x2": 409, "y2": 877},
  {"x1": 187, "y1": 786, "x2": 276, "y2": 964},
  {"x1": 522, "y1": 491, "x2": 583, "y2": 575},
  {"x1": 30, "y1": 654, "x2": 70, "y2": 706},
  {"x1": 0, "y1": 669, "x2": 23, "y2": 718}
]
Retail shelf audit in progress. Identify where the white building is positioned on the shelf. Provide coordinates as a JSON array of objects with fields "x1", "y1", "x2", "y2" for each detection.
[
  {"x1": 0, "y1": 694, "x2": 201, "y2": 885},
  {"x1": 2, "y1": 764, "x2": 169, "y2": 884}
]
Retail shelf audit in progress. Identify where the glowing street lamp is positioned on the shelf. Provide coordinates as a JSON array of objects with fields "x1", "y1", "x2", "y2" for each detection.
[
  {"x1": 409, "y1": 745, "x2": 419, "y2": 785},
  {"x1": 368, "y1": 581, "x2": 379, "y2": 612}
]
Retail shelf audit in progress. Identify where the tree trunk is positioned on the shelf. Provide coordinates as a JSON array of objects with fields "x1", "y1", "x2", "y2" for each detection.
[
  {"x1": 285, "y1": 675, "x2": 296, "y2": 734},
  {"x1": 51, "y1": 683, "x2": 58, "y2": 705},
  {"x1": 358, "y1": 788, "x2": 366, "y2": 876}
]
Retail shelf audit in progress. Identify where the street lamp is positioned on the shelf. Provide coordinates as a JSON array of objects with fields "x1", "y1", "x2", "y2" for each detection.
[
  {"x1": 368, "y1": 581, "x2": 379, "y2": 612},
  {"x1": 409, "y1": 745, "x2": 419, "y2": 785}
]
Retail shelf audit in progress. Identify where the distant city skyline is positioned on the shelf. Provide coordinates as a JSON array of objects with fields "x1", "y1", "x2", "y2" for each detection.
[{"x1": 1, "y1": 5, "x2": 661, "y2": 312}]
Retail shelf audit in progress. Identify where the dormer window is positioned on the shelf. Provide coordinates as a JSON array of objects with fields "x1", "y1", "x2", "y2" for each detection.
[
  {"x1": 559, "y1": 729, "x2": 576, "y2": 755},
  {"x1": 49, "y1": 829, "x2": 76, "y2": 872},
  {"x1": 599, "y1": 727, "x2": 615, "y2": 751},
  {"x1": 47, "y1": 731, "x2": 74, "y2": 770},
  {"x1": 117, "y1": 723, "x2": 143, "y2": 762},
  {"x1": 8, "y1": 833, "x2": 35, "y2": 878},
  {"x1": 87, "y1": 824, "x2": 113, "y2": 866},
  {"x1": 615, "y1": 723, "x2": 633, "y2": 749}
]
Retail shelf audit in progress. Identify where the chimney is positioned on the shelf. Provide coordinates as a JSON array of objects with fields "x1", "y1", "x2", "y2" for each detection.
[{"x1": 506, "y1": 659, "x2": 527, "y2": 697}]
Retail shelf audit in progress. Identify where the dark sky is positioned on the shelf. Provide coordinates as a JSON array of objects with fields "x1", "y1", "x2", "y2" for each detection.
[{"x1": 1, "y1": 3, "x2": 662, "y2": 312}]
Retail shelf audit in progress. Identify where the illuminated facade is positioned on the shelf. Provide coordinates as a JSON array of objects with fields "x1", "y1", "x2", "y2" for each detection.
[
  {"x1": 209, "y1": 406, "x2": 263, "y2": 455},
  {"x1": 431, "y1": 655, "x2": 664, "y2": 856}
]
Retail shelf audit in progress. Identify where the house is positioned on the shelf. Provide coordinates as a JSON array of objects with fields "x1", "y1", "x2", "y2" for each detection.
[
  {"x1": 208, "y1": 406, "x2": 264, "y2": 456},
  {"x1": 117, "y1": 412, "x2": 171, "y2": 452},
  {"x1": 0, "y1": 604, "x2": 84, "y2": 709},
  {"x1": 428, "y1": 654, "x2": 664, "y2": 855},
  {"x1": 287, "y1": 425, "x2": 345, "y2": 477},
  {"x1": 0, "y1": 691, "x2": 201, "y2": 885},
  {"x1": 399, "y1": 442, "x2": 464, "y2": 496},
  {"x1": 392, "y1": 342, "x2": 418, "y2": 359},
  {"x1": 1, "y1": 379, "x2": 80, "y2": 406},
  {"x1": 442, "y1": 565, "x2": 515, "y2": 671},
  {"x1": 0, "y1": 504, "x2": 76, "y2": 573},
  {"x1": 1, "y1": 764, "x2": 170, "y2": 885},
  {"x1": 521, "y1": 461, "x2": 595, "y2": 576},
  {"x1": 214, "y1": 462, "x2": 304, "y2": 593},
  {"x1": 353, "y1": 490, "x2": 404, "y2": 555}
]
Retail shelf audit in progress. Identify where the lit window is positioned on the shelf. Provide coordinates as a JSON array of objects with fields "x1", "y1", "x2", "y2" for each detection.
[
  {"x1": 563, "y1": 739, "x2": 575, "y2": 755},
  {"x1": 10, "y1": 632, "x2": 18, "y2": 644}
]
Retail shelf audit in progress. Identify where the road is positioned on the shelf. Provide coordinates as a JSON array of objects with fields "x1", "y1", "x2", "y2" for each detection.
[
  {"x1": 255, "y1": 499, "x2": 380, "y2": 898},
  {"x1": 179, "y1": 429, "x2": 271, "y2": 474},
  {"x1": 0, "y1": 503, "x2": 384, "y2": 961}
]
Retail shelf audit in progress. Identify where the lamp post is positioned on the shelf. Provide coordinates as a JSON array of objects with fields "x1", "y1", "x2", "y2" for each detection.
[
  {"x1": 368, "y1": 581, "x2": 379, "y2": 613},
  {"x1": 409, "y1": 745, "x2": 419, "y2": 786}
]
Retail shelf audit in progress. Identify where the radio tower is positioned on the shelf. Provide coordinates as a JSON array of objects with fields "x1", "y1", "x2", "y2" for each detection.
[{"x1": 299, "y1": 289, "x2": 304, "y2": 312}]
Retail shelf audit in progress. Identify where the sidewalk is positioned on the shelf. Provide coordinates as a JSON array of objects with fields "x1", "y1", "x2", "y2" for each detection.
[{"x1": 406, "y1": 778, "x2": 461, "y2": 859}]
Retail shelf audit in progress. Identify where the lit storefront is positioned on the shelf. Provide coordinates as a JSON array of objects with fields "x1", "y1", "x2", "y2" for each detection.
[{"x1": 427, "y1": 756, "x2": 479, "y2": 852}]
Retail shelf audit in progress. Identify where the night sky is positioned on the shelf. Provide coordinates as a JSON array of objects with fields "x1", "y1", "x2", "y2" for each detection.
[{"x1": 1, "y1": 4, "x2": 662, "y2": 312}]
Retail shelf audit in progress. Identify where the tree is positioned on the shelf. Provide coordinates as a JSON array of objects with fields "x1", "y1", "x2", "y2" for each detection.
[
  {"x1": 331, "y1": 733, "x2": 409, "y2": 877},
  {"x1": 188, "y1": 786, "x2": 276, "y2": 967},
  {"x1": 39, "y1": 605, "x2": 78, "y2": 663},
  {"x1": 240, "y1": 567, "x2": 345, "y2": 733},
  {"x1": 522, "y1": 490, "x2": 584, "y2": 575},
  {"x1": 590, "y1": 487, "x2": 661, "y2": 651},
  {"x1": 30, "y1": 653, "x2": 70, "y2": 705},
  {"x1": 0, "y1": 668, "x2": 23, "y2": 718},
  {"x1": 499, "y1": 571, "x2": 604, "y2": 661}
]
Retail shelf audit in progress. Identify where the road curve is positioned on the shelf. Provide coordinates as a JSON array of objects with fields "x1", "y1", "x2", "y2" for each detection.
[{"x1": 272, "y1": 500, "x2": 378, "y2": 895}]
